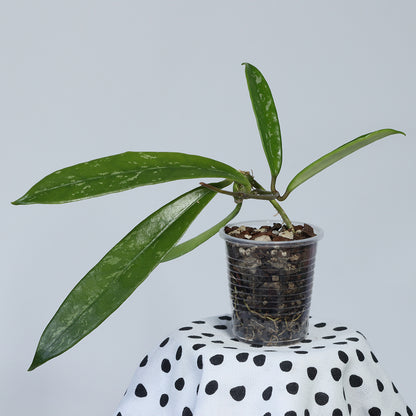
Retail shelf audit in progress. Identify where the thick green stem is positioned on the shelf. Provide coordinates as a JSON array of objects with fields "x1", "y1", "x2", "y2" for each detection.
[{"x1": 268, "y1": 199, "x2": 294, "y2": 231}]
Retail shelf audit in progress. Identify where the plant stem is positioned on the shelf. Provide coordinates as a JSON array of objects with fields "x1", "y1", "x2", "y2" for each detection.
[
  {"x1": 271, "y1": 175, "x2": 277, "y2": 195},
  {"x1": 199, "y1": 179, "x2": 294, "y2": 232},
  {"x1": 268, "y1": 199, "x2": 294, "y2": 231},
  {"x1": 199, "y1": 182, "x2": 277, "y2": 200},
  {"x1": 248, "y1": 177, "x2": 294, "y2": 231}
]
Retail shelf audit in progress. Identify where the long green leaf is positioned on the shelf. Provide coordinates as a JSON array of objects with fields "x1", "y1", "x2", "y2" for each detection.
[
  {"x1": 162, "y1": 202, "x2": 242, "y2": 262},
  {"x1": 244, "y1": 63, "x2": 283, "y2": 178},
  {"x1": 28, "y1": 180, "x2": 229, "y2": 370},
  {"x1": 282, "y1": 129, "x2": 405, "y2": 199},
  {"x1": 13, "y1": 152, "x2": 250, "y2": 205}
]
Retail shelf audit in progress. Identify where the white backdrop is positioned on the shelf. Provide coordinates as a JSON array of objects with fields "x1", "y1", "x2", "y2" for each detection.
[{"x1": 2, "y1": 1, "x2": 415, "y2": 414}]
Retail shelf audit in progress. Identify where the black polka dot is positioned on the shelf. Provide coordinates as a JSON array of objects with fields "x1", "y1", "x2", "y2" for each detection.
[
  {"x1": 305, "y1": 410, "x2": 310, "y2": 416},
  {"x1": 280, "y1": 360, "x2": 293, "y2": 372},
  {"x1": 407, "y1": 406, "x2": 413, "y2": 416},
  {"x1": 219, "y1": 315, "x2": 232, "y2": 320},
  {"x1": 392, "y1": 382, "x2": 399, "y2": 393},
  {"x1": 196, "y1": 384, "x2": 200, "y2": 394},
  {"x1": 286, "y1": 382, "x2": 299, "y2": 395},
  {"x1": 214, "y1": 325, "x2": 228, "y2": 330},
  {"x1": 236, "y1": 352, "x2": 249, "y2": 362},
  {"x1": 182, "y1": 407, "x2": 193, "y2": 416},
  {"x1": 313, "y1": 346, "x2": 326, "y2": 349},
  {"x1": 347, "y1": 337, "x2": 359, "y2": 342},
  {"x1": 395, "y1": 413, "x2": 402, "y2": 416},
  {"x1": 197, "y1": 355, "x2": 203, "y2": 369},
  {"x1": 179, "y1": 326, "x2": 193, "y2": 331},
  {"x1": 349, "y1": 375, "x2": 363, "y2": 387},
  {"x1": 202, "y1": 332, "x2": 214, "y2": 337},
  {"x1": 188, "y1": 335, "x2": 202, "y2": 339},
  {"x1": 315, "y1": 392, "x2": 329, "y2": 406},
  {"x1": 192, "y1": 320, "x2": 205, "y2": 324},
  {"x1": 264, "y1": 413, "x2": 271, "y2": 416},
  {"x1": 117, "y1": 413, "x2": 122, "y2": 416},
  {"x1": 348, "y1": 403, "x2": 352, "y2": 414},
  {"x1": 289, "y1": 345, "x2": 301, "y2": 349},
  {"x1": 333, "y1": 409, "x2": 343, "y2": 416},
  {"x1": 212, "y1": 340, "x2": 224, "y2": 344},
  {"x1": 307, "y1": 367, "x2": 317, "y2": 380},
  {"x1": 369, "y1": 407, "x2": 381, "y2": 416},
  {"x1": 139, "y1": 355, "x2": 148, "y2": 367},
  {"x1": 334, "y1": 341, "x2": 348, "y2": 345},
  {"x1": 301, "y1": 339, "x2": 312, "y2": 343},
  {"x1": 134, "y1": 383, "x2": 147, "y2": 397},
  {"x1": 175, "y1": 378, "x2": 185, "y2": 391},
  {"x1": 315, "y1": 322, "x2": 326, "y2": 328},
  {"x1": 160, "y1": 394, "x2": 169, "y2": 407},
  {"x1": 376, "y1": 379, "x2": 384, "y2": 392},
  {"x1": 356, "y1": 349, "x2": 365, "y2": 361},
  {"x1": 338, "y1": 351, "x2": 349, "y2": 364},
  {"x1": 210, "y1": 354, "x2": 224, "y2": 365},
  {"x1": 262, "y1": 386, "x2": 273, "y2": 401},
  {"x1": 323, "y1": 335, "x2": 336, "y2": 339},
  {"x1": 295, "y1": 350, "x2": 308, "y2": 354},
  {"x1": 223, "y1": 346, "x2": 237, "y2": 350},
  {"x1": 205, "y1": 380, "x2": 218, "y2": 395},
  {"x1": 250, "y1": 343, "x2": 263, "y2": 348},
  {"x1": 285, "y1": 411, "x2": 297, "y2": 416},
  {"x1": 334, "y1": 326, "x2": 347, "y2": 331},
  {"x1": 161, "y1": 359, "x2": 171, "y2": 373},
  {"x1": 160, "y1": 337, "x2": 169, "y2": 347},
  {"x1": 253, "y1": 354, "x2": 266, "y2": 366},
  {"x1": 230, "y1": 385, "x2": 246, "y2": 401},
  {"x1": 230, "y1": 337, "x2": 240, "y2": 342},
  {"x1": 371, "y1": 351, "x2": 378, "y2": 363},
  {"x1": 176, "y1": 346, "x2": 182, "y2": 360},
  {"x1": 331, "y1": 368, "x2": 342, "y2": 381},
  {"x1": 192, "y1": 343, "x2": 206, "y2": 351}
]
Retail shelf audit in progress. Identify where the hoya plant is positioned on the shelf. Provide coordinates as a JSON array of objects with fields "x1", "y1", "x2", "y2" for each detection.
[{"x1": 13, "y1": 63, "x2": 404, "y2": 370}]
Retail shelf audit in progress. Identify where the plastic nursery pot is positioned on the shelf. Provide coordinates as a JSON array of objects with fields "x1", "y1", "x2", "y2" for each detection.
[{"x1": 220, "y1": 220, "x2": 323, "y2": 346}]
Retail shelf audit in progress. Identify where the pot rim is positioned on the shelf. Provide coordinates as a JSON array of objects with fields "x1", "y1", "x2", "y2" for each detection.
[{"x1": 219, "y1": 219, "x2": 323, "y2": 246}]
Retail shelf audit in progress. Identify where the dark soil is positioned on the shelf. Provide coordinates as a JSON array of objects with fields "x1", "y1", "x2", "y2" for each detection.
[
  {"x1": 224, "y1": 223, "x2": 318, "y2": 346},
  {"x1": 224, "y1": 222, "x2": 316, "y2": 242}
]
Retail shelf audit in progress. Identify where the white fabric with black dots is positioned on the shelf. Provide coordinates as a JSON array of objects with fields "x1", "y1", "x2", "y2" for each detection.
[{"x1": 114, "y1": 316, "x2": 412, "y2": 416}]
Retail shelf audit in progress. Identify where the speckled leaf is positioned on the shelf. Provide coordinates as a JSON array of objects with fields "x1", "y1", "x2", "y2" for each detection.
[
  {"x1": 12, "y1": 152, "x2": 250, "y2": 205},
  {"x1": 282, "y1": 129, "x2": 405, "y2": 199},
  {"x1": 28, "y1": 180, "x2": 229, "y2": 370},
  {"x1": 162, "y1": 202, "x2": 242, "y2": 262},
  {"x1": 244, "y1": 63, "x2": 282, "y2": 178}
]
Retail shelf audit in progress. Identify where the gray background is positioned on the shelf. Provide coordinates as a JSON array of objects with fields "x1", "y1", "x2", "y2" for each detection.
[{"x1": 2, "y1": 1, "x2": 415, "y2": 414}]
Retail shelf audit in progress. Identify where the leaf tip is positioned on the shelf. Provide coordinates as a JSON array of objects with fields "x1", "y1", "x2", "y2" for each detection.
[
  {"x1": 27, "y1": 358, "x2": 40, "y2": 372},
  {"x1": 11, "y1": 194, "x2": 31, "y2": 205},
  {"x1": 11, "y1": 198, "x2": 25, "y2": 206}
]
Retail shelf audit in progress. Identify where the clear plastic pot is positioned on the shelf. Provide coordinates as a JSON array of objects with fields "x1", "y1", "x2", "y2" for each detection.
[{"x1": 220, "y1": 220, "x2": 323, "y2": 346}]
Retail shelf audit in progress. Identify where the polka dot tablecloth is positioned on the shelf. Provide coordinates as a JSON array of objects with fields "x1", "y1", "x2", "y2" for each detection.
[{"x1": 114, "y1": 316, "x2": 413, "y2": 416}]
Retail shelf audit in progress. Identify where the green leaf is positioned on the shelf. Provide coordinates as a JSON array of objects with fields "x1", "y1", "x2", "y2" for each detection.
[
  {"x1": 28, "y1": 180, "x2": 229, "y2": 370},
  {"x1": 282, "y1": 129, "x2": 406, "y2": 199},
  {"x1": 243, "y1": 62, "x2": 283, "y2": 178},
  {"x1": 12, "y1": 152, "x2": 250, "y2": 205},
  {"x1": 162, "y1": 202, "x2": 242, "y2": 262}
]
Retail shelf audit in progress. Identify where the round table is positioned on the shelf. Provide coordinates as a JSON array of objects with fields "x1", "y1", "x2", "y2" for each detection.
[{"x1": 114, "y1": 315, "x2": 412, "y2": 416}]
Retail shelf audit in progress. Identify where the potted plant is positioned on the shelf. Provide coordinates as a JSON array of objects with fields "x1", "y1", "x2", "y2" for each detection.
[{"x1": 12, "y1": 63, "x2": 405, "y2": 368}]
